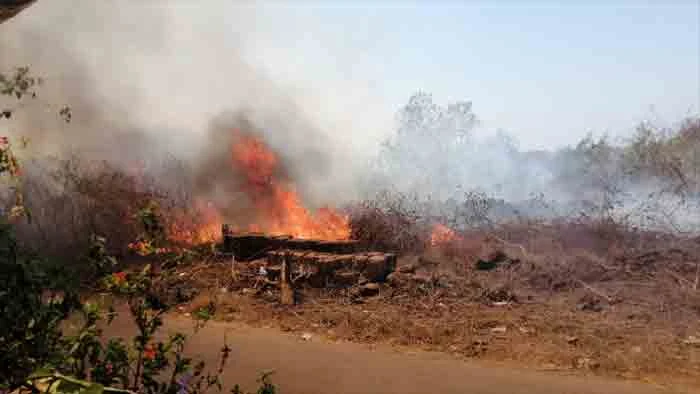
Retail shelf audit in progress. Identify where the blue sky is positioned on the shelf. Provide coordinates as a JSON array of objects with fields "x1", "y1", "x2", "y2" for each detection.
[{"x1": 243, "y1": 1, "x2": 699, "y2": 150}]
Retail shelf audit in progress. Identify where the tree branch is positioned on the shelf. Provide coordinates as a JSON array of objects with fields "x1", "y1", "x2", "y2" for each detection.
[{"x1": 0, "y1": 0, "x2": 37, "y2": 25}]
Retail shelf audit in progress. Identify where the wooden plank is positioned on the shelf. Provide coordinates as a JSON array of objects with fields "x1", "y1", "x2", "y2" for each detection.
[
  {"x1": 221, "y1": 225, "x2": 363, "y2": 260},
  {"x1": 265, "y1": 250, "x2": 397, "y2": 288},
  {"x1": 280, "y1": 253, "x2": 295, "y2": 305}
]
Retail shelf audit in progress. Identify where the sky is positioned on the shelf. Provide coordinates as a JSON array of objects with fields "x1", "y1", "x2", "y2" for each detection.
[
  {"x1": 239, "y1": 1, "x2": 699, "y2": 150},
  {"x1": 2, "y1": 1, "x2": 698, "y2": 156}
]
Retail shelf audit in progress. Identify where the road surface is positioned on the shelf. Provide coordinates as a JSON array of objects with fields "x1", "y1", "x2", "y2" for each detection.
[{"x1": 102, "y1": 313, "x2": 693, "y2": 394}]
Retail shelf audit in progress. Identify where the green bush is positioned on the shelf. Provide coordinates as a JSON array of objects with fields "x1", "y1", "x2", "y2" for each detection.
[
  {"x1": 1, "y1": 232, "x2": 278, "y2": 394},
  {"x1": 0, "y1": 221, "x2": 81, "y2": 391}
]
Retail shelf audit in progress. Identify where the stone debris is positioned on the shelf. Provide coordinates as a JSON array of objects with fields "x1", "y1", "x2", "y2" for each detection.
[
  {"x1": 518, "y1": 326, "x2": 534, "y2": 335},
  {"x1": 683, "y1": 335, "x2": 700, "y2": 347},
  {"x1": 490, "y1": 326, "x2": 508, "y2": 335},
  {"x1": 397, "y1": 263, "x2": 417, "y2": 274},
  {"x1": 575, "y1": 357, "x2": 600, "y2": 370},
  {"x1": 358, "y1": 283, "x2": 381, "y2": 297}
]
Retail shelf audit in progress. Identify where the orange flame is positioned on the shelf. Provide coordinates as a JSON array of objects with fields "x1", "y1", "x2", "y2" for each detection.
[
  {"x1": 430, "y1": 223, "x2": 460, "y2": 247},
  {"x1": 162, "y1": 130, "x2": 350, "y2": 245},
  {"x1": 167, "y1": 200, "x2": 223, "y2": 245},
  {"x1": 230, "y1": 131, "x2": 350, "y2": 240}
]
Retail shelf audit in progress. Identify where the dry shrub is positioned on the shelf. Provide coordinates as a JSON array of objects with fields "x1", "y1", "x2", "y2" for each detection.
[
  {"x1": 13, "y1": 156, "x2": 145, "y2": 258},
  {"x1": 421, "y1": 213, "x2": 700, "y2": 315},
  {"x1": 348, "y1": 190, "x2": 429, "y2": 254},
  {"x1": 438, "y1": 234, "x2": 483, "y2": 262},
  {"x1": 488, "y1": 220, "x2": 698, "y2": 318},
  {"x1": 11, "y1": 153, "x2": 198, "y2": 261},
  {"x1": 624, "y1": 116, "x2": 700, "y2": 194}
]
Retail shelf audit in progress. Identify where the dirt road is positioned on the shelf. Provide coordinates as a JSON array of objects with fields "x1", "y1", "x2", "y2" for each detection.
[{"x1": 103, "y1": 314, "x2": 693, "y2": 394}]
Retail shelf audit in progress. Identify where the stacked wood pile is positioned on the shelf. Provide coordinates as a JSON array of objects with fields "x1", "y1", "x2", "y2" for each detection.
[
  {"x1": 266, "y1": 250, "x2": 397, "y2": 288},
  {"x1": 222, "y1": 226, "x2": 361, "y2": 260},
  {"x1": 222, "y1": 225, "x2": 397, "y2": 292}
]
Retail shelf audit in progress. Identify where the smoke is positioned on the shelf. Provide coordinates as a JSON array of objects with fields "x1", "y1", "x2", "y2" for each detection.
[
  {"x1": 1, "y1": 1, "x2": 698, "y2": 237},
  {"x1": 367, "y1": 93, "x2": 700, "y2": 233},
  {"x1": 192, "y1": 111, "x2": 329, "y2": 226},
  {"x1": 0, "y1": 1, "x2": 379, "y2": 210}
]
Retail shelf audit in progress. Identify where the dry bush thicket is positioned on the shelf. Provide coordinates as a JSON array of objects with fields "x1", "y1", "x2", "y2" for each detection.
[
  {"x1": 348, "y1": 190, "x2": 429, "y2": 253},
  {"x1": 347, "y1": 116, "x2": 700, "y2": 319},
  {"x1": 9, "y1": 153, "x2": 207, "y2": 261}
]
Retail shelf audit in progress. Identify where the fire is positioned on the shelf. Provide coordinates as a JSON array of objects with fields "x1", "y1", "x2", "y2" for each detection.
[
  {"x1": 430, "y1": 223, "x2": 460, "y2": 247},
  {"x1": 164, "y1": 129, "x2": 350, "y2": 244},
  {"x1": 229, "y1": 130, "x2": 350, "y2": 240},
  {"x1": 167, "y1": 200, "x2": 223, "y2": 244}
]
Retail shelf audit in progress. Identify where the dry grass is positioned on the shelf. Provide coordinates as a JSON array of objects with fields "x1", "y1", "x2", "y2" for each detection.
[
  {"x1": 157, "y1": 218, "x2": 700, "y2": 388},
  {"x1": 11, "y1": 154, "x2": 208, "y2": 262},
  {"x1": 5, "y1": 115, "x2": 700, "y2": 387}
]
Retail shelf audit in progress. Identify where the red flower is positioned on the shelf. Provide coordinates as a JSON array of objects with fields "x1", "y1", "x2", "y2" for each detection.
[
  {"x1": 143, "y1": 345, "x2": 156, "y2": 360},
  {"x1": 105, "y1": 362, "x2": 113, "y2": 374},
  {"x1": 112, "y1": 271, "x2": 127, "y2": 285}
]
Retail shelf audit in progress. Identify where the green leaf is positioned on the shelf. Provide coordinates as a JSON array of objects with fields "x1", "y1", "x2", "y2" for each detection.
[
  {"x1": 53, "y1": 378, "x2": 84, "y2": 394},
  {"x1": 28, "y1": 368, "x2": 55, "y2": 380},
  {"x1": 69, "y1": 341, "x2": 81, "y2": 354},
  {"x1": 80, "y1": 383, "x2": 104, "y2": 394}
]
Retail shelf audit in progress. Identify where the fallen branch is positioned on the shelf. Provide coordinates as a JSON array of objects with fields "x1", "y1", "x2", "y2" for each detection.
[
  {"x1": 575, "y1": 279, "x2": 614, "y2": 303},
  {"x1": 664, "y1": 269, "x2": 693, "y2": 289}
]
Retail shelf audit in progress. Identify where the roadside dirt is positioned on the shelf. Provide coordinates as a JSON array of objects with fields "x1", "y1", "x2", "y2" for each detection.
[
  {"x1": 123, "y1": 221, "x2": 700, "y2": 391},
  {"x1": 163, "y1": 262, "x2": 700, "y2": 385},
  {"x1": 101, "y1": 310, "x2": 692, "y2": 394}
]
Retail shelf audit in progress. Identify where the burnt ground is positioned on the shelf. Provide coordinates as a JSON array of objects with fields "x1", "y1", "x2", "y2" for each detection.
[{"x1": 151, "y1": 222, "x2": 700, "y2": 389}]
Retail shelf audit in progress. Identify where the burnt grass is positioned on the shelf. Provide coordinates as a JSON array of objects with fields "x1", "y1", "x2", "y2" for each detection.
[{"x1": 155, "y1": 221, "x2": 700, "y2": 388}]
